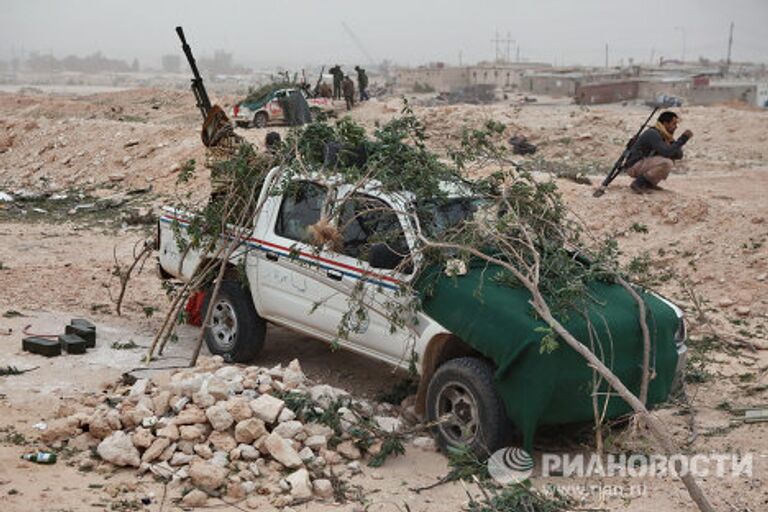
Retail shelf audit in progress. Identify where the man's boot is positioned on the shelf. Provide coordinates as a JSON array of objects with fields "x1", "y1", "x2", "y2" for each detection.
[{"x1": 630, "y1": 176, "x2": 651, "y2": 194}]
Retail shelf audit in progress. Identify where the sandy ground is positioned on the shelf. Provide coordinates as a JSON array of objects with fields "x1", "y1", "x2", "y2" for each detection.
[{"x1": 1, "y1": 87, "x2": 767, "y2": 511}]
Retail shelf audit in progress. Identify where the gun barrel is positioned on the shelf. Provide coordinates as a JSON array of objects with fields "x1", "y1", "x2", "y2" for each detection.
[
  {"x1": 175, "y1": 26, "x2": 187, "y2": 45},
  {"x1": 176, "y1": 26, "x2": 211, "y2": 119}
]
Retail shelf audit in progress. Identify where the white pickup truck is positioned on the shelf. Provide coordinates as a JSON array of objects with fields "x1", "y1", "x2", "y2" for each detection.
[
  {"x1": 156, "y1": 166, "x2": 687, "y2": 455},
  {"x1": 231, "y1": 88, "x2": 335, "y2": 128}
]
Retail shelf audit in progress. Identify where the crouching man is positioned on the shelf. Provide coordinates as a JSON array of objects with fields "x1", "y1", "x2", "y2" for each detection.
[{"x1": 624, "y1": 111, "x2": 693, "y2": 193}]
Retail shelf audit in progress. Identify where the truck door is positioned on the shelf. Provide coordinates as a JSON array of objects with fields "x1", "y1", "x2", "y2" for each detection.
[
  {"x1": 320, "y1": 190, "x2": 417, "y2": 363},
  {"x1": 269, "y1": 91, "x2": 287, "y2": 123},
  {"x1": 249, "y1": 180, "x2": 342, "y2": 336}
]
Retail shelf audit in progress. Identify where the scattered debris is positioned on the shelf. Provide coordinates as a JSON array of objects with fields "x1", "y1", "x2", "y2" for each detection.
[
  {"x1": 20, "y1": 451, "x2": 57, "y2": 464},
  {"x1": 123, "y1": 209, "x2": 155, "y2": 226},
  {"x1": 437, "y1": 84, "x2": 497, "y2": 105},
  {"x1": 66, "y1": 319, "x2": 96, "y2": 348},
  {"x1": 0, "y1": 365, "x2": 39, "y2": 377},
  {"x1": 111, "y1": 341, "x2": 141, "y2": 350},
  {"x1": 21, "y1": 337, "x2": 62, "y2": 357},
  {"x1": 520, "y1": 157, "x2": 596, "y2": 185},
  {"x1": 22, "y1": 325, "x2": 58, "y2": 338},
  {"x1": 731, "y1": 406, "x2": 768, "y2": 424},
  {"x1": 21, "y1": 319, "x2": 97, "y2": 357},
  {"x1": 508, "y1": 135, "x2": 537, "y2": 155},
  {"x1": 59, "y1": 333, "x2": 88, "y2": 354}
]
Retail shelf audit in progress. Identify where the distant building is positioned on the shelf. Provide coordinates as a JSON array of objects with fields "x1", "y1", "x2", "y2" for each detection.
[
  {"x1": 692, "y1": 74, "x2": 710, "y2": 88},
  {"x1": 394, "y1": 62, "x2": 552, "y2": 93},
  {"x1": 687, "y1": 81, "x2": 763, "y2": 106},
  {"x1": 637, "y1": 77, "x2": 692, "y2": 101},
  {"x1": 522, "y1": 70, "x2": 629, "y2": 98},
  {"x1": 396, "y1": 62, "x2": 768, "y2": 108},
  {"x1": 575, "y1": 80, "x2": 640, "y2": 105},
  {"x1": 522, "y1": 72, "x2": 583, "y2": 97},
  {"x1": 395, "y1": 65, "x2": 466, "y2": 92}
]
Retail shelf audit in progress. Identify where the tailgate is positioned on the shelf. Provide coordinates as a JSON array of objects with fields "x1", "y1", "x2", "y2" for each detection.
[{"x1": 158, "y1": 208, "x2": 203, "y2": 281}]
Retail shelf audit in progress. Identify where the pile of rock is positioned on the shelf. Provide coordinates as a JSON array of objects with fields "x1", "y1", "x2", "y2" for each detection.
[{"x1": 40, "y1": 356, "x2": 434, "y2": 508}]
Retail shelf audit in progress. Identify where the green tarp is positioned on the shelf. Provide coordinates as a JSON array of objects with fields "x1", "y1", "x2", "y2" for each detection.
[{"x1": 416, "y1": 262, "x2": 679, "y2": 452}]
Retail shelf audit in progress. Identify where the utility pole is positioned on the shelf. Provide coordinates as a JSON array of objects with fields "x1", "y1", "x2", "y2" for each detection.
[
  {"x1": 492, "y1": 31, "x2": 502, "y2": 62},
  {"x1": 605, "y1": 43, "x2": 609, "y2": 69},
  {"x1": 649, "y1": 47, "x2": 655, "y2": 66},
  {"x1": 491, "y1": 31, "x2": 514, "y2": 63},
  {"x1": 458, "y1": 50, "x2": 463, "y2": 67},
  {"x1": 674, "y1": 26, "x2": 686, "y2": 63},
  {"x1": 726, "y1": 21, "x2": 734, "y2": 74},
  {"x1": 516, "y1": 44, "x2": 520, "y2": 63}
]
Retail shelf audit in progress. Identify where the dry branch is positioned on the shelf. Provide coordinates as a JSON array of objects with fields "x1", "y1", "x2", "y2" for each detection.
[
  {"x1": 113, "y1": 238, "x2": 154, "y2": 316},
  {"x1": 617, "y1": 277, "x2": 652, "y2": 405}
]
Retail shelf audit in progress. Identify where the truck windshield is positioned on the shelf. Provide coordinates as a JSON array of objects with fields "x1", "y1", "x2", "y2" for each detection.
[{"x1": 417, "y1": 198, "x2": 489, "y2": 238}]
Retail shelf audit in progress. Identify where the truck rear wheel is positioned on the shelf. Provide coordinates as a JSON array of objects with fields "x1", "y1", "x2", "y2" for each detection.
[
  {"x1": 202, "y1": 280, "x2": 266, "y2": 363},
  {"x1": 253, "y1": 112, "x2": 268, "y2": 128},
  {"x1": 426, "y1": 357, "x2": 508, "y2": 458}
]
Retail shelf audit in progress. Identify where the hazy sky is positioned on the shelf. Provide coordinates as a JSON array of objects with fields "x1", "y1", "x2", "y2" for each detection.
[{"x1": 2, "y1": 0, "x2": 766, "y2": 70}]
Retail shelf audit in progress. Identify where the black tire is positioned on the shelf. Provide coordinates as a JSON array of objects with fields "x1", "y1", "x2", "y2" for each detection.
[
  {"x1": 202, "y1": 280, "x2": 266, "y2": 363},
  {"x1": 426, "y1": 357, "x2": 508, "y2": 458},
  {"x1": 253, "y1": 111, "x2": 268, "y2": 128}
]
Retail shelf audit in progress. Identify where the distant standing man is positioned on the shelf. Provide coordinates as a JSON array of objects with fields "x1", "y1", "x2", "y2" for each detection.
[
  {"x1": 329, "y1": 64, "x2": 344, "y2": 100},
  {"x1": 624, "y1": 111, "x2": 693, "y2": 193},
  {"x1": 342, "y1": 76, "x2": 355, "y2": 110},
  {"x1": 355, "y1": 65, "x2": 370, "y2": 101}
]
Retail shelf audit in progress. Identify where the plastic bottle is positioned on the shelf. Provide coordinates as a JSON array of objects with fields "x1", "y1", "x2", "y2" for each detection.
[{"x1": 20, "y1": 451, "x2": 57, "y2": 464}]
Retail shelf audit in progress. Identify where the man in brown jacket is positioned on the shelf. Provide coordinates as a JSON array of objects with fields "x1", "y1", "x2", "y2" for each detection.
[
  {"x1": 342, "y1": 76, "x2": 355, "y2": 111},
  {"x1": 624, "y1": 111, "x2": 693, "y2": 193}
]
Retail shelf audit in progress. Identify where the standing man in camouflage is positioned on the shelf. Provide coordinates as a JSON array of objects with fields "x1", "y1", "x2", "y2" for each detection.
[
  {"x1": 355, "y1": 65, "x2": 369, "y2": 101},
  {"x1": 624, "y1": 111, "x2": 693, "y2": 193},
  {"x1": 329, "y1": 64, "x2": 344, "y2": 101}
]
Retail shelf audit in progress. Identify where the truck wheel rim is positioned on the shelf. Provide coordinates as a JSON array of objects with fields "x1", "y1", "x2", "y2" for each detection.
[
  {"x1": 436, "y1": 381, "x2": 479, "y2": 445},
  {"x1": 210, "y1": 299, "x2": 238, "y2": 351}
]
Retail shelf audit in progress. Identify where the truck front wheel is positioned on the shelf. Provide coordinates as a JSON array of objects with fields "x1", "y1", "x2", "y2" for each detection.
[
  {"x1": 253, "y1": 112, "x2": 268, "y2": 128},
  {"x1": 426, "y1": 357, "x2": 508, "y2": 457},
  {"x1": 202, "y1": 280, "x2": 266, "y2": 363}
]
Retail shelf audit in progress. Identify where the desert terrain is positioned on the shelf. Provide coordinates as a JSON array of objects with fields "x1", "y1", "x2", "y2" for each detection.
[{"x1": 0, "y1": 85, "x2": 767, "y2": 512}]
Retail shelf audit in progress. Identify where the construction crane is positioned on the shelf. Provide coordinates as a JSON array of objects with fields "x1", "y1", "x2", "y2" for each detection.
[{"x1": 341, "y1": 21, "x2": 376, "y2": 68}]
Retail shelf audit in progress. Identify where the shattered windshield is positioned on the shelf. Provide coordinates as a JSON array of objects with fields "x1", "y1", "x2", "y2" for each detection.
[{"x1": 417, "y1": 197, "x2": 490, "y2": 238}]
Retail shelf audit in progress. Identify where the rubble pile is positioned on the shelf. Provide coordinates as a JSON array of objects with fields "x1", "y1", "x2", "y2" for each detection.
[{"x1": 40, "y1": 356, "x2": 433, "y2": 508}]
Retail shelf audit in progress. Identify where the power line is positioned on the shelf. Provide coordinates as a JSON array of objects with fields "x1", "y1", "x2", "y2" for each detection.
[{"x1": 726, "y1": 21, "x2": 734, "y2": 74}]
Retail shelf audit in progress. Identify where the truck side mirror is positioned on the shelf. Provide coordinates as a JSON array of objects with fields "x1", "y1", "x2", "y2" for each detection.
[{"x1": 367, "y1": 243, "x2": 403, "y2": 270}]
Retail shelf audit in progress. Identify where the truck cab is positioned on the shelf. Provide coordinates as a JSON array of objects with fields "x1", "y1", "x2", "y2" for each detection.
[{"x1": 157, "y1": 166, "x2": 687, "y2": 457}]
